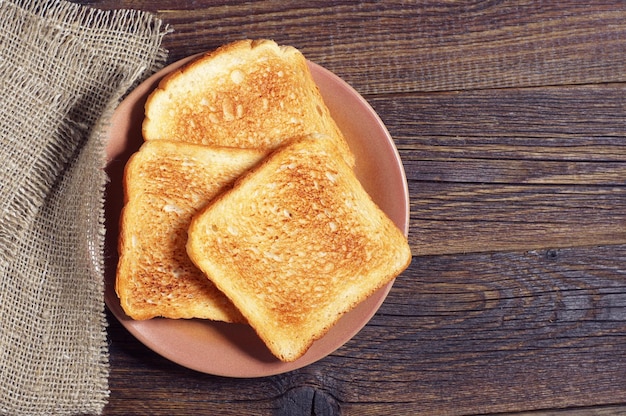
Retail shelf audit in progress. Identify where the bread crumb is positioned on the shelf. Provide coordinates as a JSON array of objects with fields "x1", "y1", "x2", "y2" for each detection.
[
  {"x1": 222, "y1": 100, "x2": 235, "y2": 121},
  {"x1": 264, "y1": 251, "x2": 282, "y2": 262},
  {"x1": 163, "y1": 204, "x2": 184, "y2": 214},
  {"x1": 230, "y1": 69, "x2": 245, "y2": 84}
]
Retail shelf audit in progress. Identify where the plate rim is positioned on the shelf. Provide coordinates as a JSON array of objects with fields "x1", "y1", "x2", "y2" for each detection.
[{"x1": 104, "y1": 53, "x2": 409, "y2": 377}]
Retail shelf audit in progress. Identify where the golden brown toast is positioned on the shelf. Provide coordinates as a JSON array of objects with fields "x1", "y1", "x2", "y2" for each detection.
[
  {"x1": 186, "y1": 135, "x2": 412, "y2": 361},
  {"x1": 142, "y1": 39, "x2": 354, "y2": 165},
  {"x1": 116, "y1": 140, "x2": 266, "y2": 321}
]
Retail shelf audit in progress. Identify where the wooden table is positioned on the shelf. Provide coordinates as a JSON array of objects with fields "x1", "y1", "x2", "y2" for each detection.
[{"x1": 82, "y1": 1, "x2": 626, "y2": 414}]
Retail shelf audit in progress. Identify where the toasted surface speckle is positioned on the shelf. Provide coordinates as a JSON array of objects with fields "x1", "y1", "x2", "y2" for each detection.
[
  {"x1": 143, "y1": 39, "x2": 354, "y2": 165},
  {"x1": 116, "y1": 140, "x2": 265, "y2": 321},
  {"x1": 186, "y1": 136, "x2": 412, "y2": 361}
]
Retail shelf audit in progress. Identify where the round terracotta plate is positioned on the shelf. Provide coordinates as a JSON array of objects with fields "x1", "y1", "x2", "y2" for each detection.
[{"x1": 103, "y1": 54, "x2": 409, "y2": 377}]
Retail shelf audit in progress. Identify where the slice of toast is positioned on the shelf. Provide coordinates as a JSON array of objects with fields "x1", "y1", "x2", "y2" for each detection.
[
  {"x1": 142, "y1": 39, "x2": 354, "y2": 165},
  {"x1": 186, "y1": 135, "x2": 412, "y2": 361},
  {"x1": 116, "y1": 140, "x2": 266, "y2": 321}
]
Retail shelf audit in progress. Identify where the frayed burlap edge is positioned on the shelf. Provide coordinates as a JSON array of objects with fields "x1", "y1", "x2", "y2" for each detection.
[{"x1": 0, "y1": 1, "x2": 169, "y2": 414}]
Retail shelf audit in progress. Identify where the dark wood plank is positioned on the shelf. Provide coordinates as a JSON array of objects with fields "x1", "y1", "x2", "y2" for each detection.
[
  {"x1": 370, "y1": 84, "x2": 626, "y2": 255},
  {"x1": 105, "y1": 316, "x2": 278, "y2": 415},
  {"x1": 105, "y1": 245, "x2": 626, "y2": 415},
  {"x1": 501, "y1": 405, "x2": 626, "y2": 415},
  {"x1": 79, "y1": 1, "x2": 626, "y2": 93},
  {"x1": 411, "y1": 183, "x2": 626, "y2": 255},
  {"x1": 330, "y1": 245, "x2": 626, "y2": 415},
  {"x1": 382, "y1": 84, "x2": 626, "y2": 157}
]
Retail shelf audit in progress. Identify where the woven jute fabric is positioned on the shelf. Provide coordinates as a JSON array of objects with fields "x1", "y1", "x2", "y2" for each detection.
[{"x1": 0, "y1": 1, "x2": 168, "y2": 414}]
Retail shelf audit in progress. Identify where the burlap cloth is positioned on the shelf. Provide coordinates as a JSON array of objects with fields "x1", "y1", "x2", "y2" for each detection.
[{"x1": 0, "y1": 1, "x2": 169, "y2": 414}]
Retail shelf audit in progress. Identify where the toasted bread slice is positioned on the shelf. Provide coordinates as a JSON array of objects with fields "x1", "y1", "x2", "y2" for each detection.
[
  {"x1": 116, "y1": 140, "x2": 266, "y2": 321},
  {"x1": 142, "y1": 39, "x2": 353, "y2": 165},
  {"x1": 186, "y1": 135, "x2": 412, "y2": 361}
]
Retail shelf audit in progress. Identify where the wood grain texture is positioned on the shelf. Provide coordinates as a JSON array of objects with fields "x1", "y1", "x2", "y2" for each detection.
[
  {"x1": 501, "y1": 406, "x2": 626, "y2": 416},
  {"x1": 372, "y1": 84, "x2": 626, "y2": 255},
  {"x1": 79, "y1": 0, "x2": 626, "y2": 94},
  {"x1": 105, "y1": 246, "x2": 626, "y2": 415}
]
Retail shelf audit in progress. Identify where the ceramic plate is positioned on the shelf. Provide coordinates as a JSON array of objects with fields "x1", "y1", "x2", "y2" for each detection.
[{"x1": 103, "y1": 54, "x2": 409, "y2": 377}]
